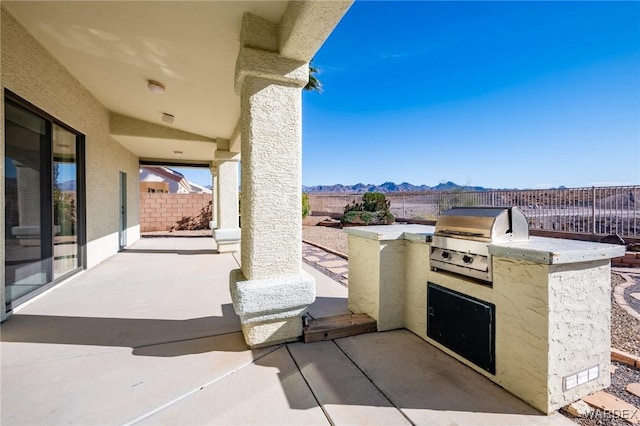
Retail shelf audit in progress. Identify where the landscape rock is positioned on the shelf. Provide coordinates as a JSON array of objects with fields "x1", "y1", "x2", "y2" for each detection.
[{"x1": 566, "y1": 400, "x2": 594, "y2": 417}]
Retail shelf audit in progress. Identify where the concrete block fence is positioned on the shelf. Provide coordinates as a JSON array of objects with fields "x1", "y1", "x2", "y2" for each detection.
[{"x1": 140, "y1": 193, "x2": 212, "y2": 232}]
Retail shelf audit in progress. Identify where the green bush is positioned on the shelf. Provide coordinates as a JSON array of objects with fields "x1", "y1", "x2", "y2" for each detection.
[
  {"x1": 363, "y1": 192, "x2": 387, "y2": 212},
  {"x1": 341, "y1": 192, "x2": 394, "y2": 226},
  {"x1": 379, "y1": 211, "x2": 395, "y2": 223},
  {"x1": 360, "y1": 211, "x2": 373, "y2": 224},
  {"x1": 341, "y1": 211, "x2": 360, "y2": 223},
  {"x1": 302, "y1": 192, "x2": 310, "y2": 219}
]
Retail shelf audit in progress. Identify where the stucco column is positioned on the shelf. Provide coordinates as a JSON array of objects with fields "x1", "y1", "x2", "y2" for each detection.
[
  {"x1": 213, "y1": 153, "x2": 240, "y2": 252},
  {"x1": 229, "y1": 46, "x2": 315, "y2": 348},
  {"x1": 209, "y1": 165, "x2": 218, "y2": 230}
]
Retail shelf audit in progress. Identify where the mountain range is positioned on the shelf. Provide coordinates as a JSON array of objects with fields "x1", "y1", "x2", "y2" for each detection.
[
  {"x1": 56, "y1": 180, "x2": 76, "y2": 191},
  {"x1": 302, "y1": 181, "x2": 488, "y2": 193}
]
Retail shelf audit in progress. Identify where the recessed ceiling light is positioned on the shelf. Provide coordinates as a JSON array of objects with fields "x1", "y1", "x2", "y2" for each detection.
[
  {"x1": 147, "y1": 79, "x2": 165, "y2": 94},
  {"x1": 162, "y1": 113, "x2": 175, "y2": 124}
]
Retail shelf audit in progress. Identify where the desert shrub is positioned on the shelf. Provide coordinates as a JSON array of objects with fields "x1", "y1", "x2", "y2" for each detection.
[
  {"x1": 344, "y1": 192, "x2": 388, "y2": 214},
  {"x1": 341, "y1": 192, "x2": 394, "y2": 226},
  {"x1": 302, "y1": 192, "x2": 310, "y2": 218},
  {"x1": 360, "y1": 211, "x2": 374, "y2": 224},
  {"x1": 344, "y1": 200, "x2": 365, "y2": 213},
  {"x1": 342, "y1": 211, "x2": 360, "y2": 223},
  {"x1": 379, "y1": 210, "x2": 395, "y2": 223},
  {"x1": 363, "y1": 192, "x2": 387, "y2": 212}
]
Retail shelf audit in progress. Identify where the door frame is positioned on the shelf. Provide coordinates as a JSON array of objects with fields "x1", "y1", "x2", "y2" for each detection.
[
  {"x1": 4, "y1": 90, "x2": 86, "y2": 310},
  {"x1": 119, "y1": 171, "x2": 127, "y2": 250}
]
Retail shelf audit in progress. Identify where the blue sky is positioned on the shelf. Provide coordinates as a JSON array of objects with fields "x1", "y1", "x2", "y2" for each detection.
[
  {"x1": 179, "y1": 0, "x2": 639, "y2": 190},
  {"x1": 301, "y1": 0, "x2": 640, "y2": 189}
]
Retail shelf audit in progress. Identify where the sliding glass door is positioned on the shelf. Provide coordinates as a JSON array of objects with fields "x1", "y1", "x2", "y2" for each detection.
[
  {"x1": 4, "y1": 94, "x2": 85, "y2": 309},
  {"x1": 4, "y1": 101, "x2": 51, "y2": 302}
]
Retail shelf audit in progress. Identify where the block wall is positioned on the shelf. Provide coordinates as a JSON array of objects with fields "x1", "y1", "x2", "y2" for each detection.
[{"x1": 140, "y1": 193, "x2": 212, "y2": 232}]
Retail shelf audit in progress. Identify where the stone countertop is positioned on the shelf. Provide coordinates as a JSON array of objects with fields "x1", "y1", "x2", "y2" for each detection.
[
  {"x1": 489, "y1": 236, "x2": 626, "y2": 265},
  {"x1": 343, "y1": 224, "x2": 435, "y2": 242},
  {"x1": 344, "y1": 225, "x2": 625, "y2": 265}
]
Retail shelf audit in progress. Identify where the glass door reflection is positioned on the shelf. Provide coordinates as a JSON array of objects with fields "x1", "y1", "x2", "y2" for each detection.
[
  {"x1": 53, "y1": 124, "x2": 78, "y2": 279},
  {"x1": 4, "y1": 102, "x2": 51, "y2": 302}
]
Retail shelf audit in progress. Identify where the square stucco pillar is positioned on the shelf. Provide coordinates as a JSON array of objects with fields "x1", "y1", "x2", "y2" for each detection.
[
  {"x1": 209, "y1": 166, "x2": 218, "y2": 231},
  {"x1": 230, "y1": 46, "x2": 315, "y2": 348},
  {"x1": 213, "y1": 156, "x2": 240, "y2": 253}
]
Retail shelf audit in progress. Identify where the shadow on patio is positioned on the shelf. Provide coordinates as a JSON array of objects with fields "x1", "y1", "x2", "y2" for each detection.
[
  {"x1": 120, "y1": 248, "x2": 219, "y2": 255},
  {"x1": 1, "y1": 308, "x2": 242, "y2": 356},
  {"x1": 1, "y1": 295, "x2": 347, "y2": 357}
]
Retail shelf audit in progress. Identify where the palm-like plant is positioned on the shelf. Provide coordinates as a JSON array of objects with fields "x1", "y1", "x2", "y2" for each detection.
[{"x1": 304, "y1": 60, "x2": 323, "y2": 93}]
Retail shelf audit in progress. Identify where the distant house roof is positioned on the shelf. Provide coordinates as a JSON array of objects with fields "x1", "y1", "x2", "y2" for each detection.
[
  {"x1": 189, "y1": 181, "x2": 212, "y2": 194},
  {"x1": 140, "y1": 167, "x2": 211, "y2": 194}
]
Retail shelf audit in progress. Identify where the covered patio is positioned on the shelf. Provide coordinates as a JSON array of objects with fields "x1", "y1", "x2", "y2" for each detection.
[
  {"x1": 1, "y1": 237, "x2": 571, "y2": 425},
  {"x1": 1, "y1": 0, "x2": 354, "y2": 348}
]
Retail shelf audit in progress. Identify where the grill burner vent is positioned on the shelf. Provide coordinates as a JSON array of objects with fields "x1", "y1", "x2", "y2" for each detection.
[{"x1": 430, "y1": 207, "x2": 529, "y2": 282}]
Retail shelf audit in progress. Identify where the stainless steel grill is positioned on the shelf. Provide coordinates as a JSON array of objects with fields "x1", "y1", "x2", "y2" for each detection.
[{"x1": 430, "y1": 207, "x2": 529, "y2": 282}]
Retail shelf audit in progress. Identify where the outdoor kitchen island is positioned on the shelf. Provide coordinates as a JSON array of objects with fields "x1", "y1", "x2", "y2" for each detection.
[{"x1": 345, "y1": 222, "x2": 625, "y2": 414}]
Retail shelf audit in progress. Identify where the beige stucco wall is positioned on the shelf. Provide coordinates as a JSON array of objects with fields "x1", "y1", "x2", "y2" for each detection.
[
  {"x1": 347, "y1": 235, "x2": 407, "y2": 331},
  {"x1": 491, "y1": 257, "x2": 551, "y2": 411},
  {"x1": 405, "y1": 251, "x2": 610, "y2": 413},
  {"x1": 1, "y1": 6, "x2": 140, "y2": 307},
  {"x1": 547, "y1": 260, "x2": 611, "y2": 409},
  {"x1": 347, "y1": 236, "x2": 382, "y2": 325},
  {"x1": 378, "y1": 240, "x2": 406, "y2": 330},
  {"x1": 403, "y1": 240, "x2": 431, "y2": 334}
]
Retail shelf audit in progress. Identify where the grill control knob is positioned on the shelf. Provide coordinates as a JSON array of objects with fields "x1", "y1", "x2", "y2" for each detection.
[
  {"x1": 462, "y1": 255, "x2": 473, "y2": 264},
  {"x1": 441, "y1": 251, "x2": 450, "y2": 259}
]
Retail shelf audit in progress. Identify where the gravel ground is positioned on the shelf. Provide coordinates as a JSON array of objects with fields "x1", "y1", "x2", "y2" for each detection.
[
  {"x1": 302, "y1": 225, "x2": 348, "y2": 255},
  {"x1": 561, "y1": 361, "x2": 640, "y2": 425},
  {"x1": 303, "y1": 223, "x2": 640, "y2": 425},
  {"x1": 611, "y1": 273, "x2": 640, "y2": 356},
  {"x1": 624, "y1": 277, "x2": 640, "y2": 322}
]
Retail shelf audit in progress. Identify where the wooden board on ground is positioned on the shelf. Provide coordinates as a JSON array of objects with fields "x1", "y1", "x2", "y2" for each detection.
[
  {"x1": 627, "y1": 383, "x2": 640, "y2": 398},
  {"x1": 582, "y1": 391, "x2": 640, "y2": 424},
  {"x1": 303, "y1": 313, "x2": 377, "y2": 343}
]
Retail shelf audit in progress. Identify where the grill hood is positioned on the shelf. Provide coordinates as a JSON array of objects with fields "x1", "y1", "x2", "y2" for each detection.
[{"x1": 434, "y1": 207, "x2": 529, "y2": 243}]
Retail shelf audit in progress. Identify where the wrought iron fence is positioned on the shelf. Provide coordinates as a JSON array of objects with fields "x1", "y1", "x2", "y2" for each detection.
[{"x1": 308, "y1": 186, "x2": 640, "y2": 238}]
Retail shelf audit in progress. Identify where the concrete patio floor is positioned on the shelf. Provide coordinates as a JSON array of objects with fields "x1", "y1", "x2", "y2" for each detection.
[{"x1": 1, "y1": 237, "x2": 573, "y2": 425}]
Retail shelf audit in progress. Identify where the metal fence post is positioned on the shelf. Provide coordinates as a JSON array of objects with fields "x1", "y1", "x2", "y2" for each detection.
[
  {"x1": 403, "y1": 195, "x2": 406, "y2": 220},
  {"x1": 592, "y1": 186, "x2": 596, "y2": 234}
]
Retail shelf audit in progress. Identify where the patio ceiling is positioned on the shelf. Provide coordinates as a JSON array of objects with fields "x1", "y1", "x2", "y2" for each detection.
[{"x1": 3, "y1": 1, "x2": 289, "y2": 163}]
